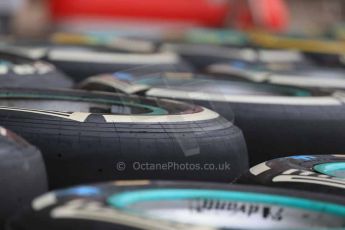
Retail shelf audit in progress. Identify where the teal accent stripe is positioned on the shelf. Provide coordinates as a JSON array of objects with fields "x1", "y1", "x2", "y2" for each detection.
[
  {"x1": 0, "y1": 92, "x2": 167, "y2": 115},
  {"x1": 314, "y1": 162, "x2": 345, "y2": 178},
  {"x1": 295, "y1": 90, "x2": 311, "y2": 97},
  {"x1": 107, "y1": 189, "x2": 345, "y2": 217},
  {"x1": 0, "y1": 60, "x2": 11, "y2": 66}
]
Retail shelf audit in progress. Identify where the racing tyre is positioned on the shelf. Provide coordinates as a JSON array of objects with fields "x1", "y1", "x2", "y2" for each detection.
[
  {"x1": 46, "y1": 50, "x2": 192, "y2": 82},
  {"x1": 1, "y1": 44, "x2": 193, "y2": 82},
  {"x1": 160, "y1": 43, "x2": 245, "y2": 70},
  {"x1": 7, "y1": 180, "x2": 345, "y2": 229},
  {"x1": 0, "y1": 127, "x2": 47, "y2": 226},
  {"x1": 237, "y1": 154, "x2": 345, "y2": 196},
  {"x1": 206, "y1": 59, "x2": 345, "y2": 91},
  {"x1": 0, "y1": 88, "x2": 248, "y2": 188},
  {"x1": 160, "y1": 45, "x2": 306, "y2": 72},
  {"x1": 0, "y1": 51, "x2": 73, "y2": 89},
  {"x1": 78, "y1": 73, "x2": 345, "y2": 165}
]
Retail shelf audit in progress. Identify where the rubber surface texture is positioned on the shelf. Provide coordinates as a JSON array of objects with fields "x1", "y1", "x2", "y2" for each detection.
[
  {"x1": 78, "y1": 74, "x2": 345, "y2": 166},
  {"x1": 0, "y1": 127, "x2": 47, "y2": 227},
  {"x1": 0, "y1": 88, "x2": 248, "y2": 189}
]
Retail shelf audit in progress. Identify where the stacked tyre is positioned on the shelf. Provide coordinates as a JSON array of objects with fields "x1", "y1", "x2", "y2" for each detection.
[
  {"x1": 8, "y1": 181, "x2": 345, "y2": 229},
  {"x1": 78, "y1": 72, "x2": 345, "y2": 165},
  {"x1": 1, "y1": 34, "x2": 345, "y2": 229},
  {"x1": 0, "y1": 88, "x2": 248, "y2": 188}
]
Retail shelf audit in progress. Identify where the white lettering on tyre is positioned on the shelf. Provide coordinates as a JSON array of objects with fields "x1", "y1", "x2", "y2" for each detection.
[
  {"x1": 272, "y1": 169, "x2": 345, "y2": 189},
  {"x1": 0, "y1": 62, "x2": 55, "y2": 76},
  {"x1": 249, "y1": 162, "x2": 271, "y2": 176},
  {"x1": 51, "y1": 199, "x2": 204, "y2": 230},
  {"x1": 0, "y1": 106, "x2": 90, "y2": 122}
]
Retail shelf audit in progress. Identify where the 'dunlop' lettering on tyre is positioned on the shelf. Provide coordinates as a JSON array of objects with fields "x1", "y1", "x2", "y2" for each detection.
[{"x1": 190, "y1": 199, "x2": 283, "y2": 221}]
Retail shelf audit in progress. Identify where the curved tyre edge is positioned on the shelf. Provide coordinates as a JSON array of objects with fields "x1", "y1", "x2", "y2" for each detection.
[
  {"x1": 77, "y1": 74, "x2": 345, "y2": 165},
  {"x1": 0, "y1": 51, "x2": 73, "y2": 89},
  {"x1": 0, "y1": 126, "x2": 48, "y2": 226},
  {"x1": 237, "y1": 154, "x2": 345, "y2": 196},
  {"x1": 0, "y1": 45, "x2": 194, "y2": 82},
  {"x1": 7, "y1": 180, "x2": 345, "y2": 230}
]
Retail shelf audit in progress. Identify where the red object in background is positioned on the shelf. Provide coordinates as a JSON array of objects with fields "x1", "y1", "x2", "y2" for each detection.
[
  {"x1": 252, "y1": 0, "x2": 289, "y2": 31},
  {"x1": 50, "y1": 0, "x2": 230, "y2": 27},
  {"x1": 232, "y1": 0, "x2": 289, "y2": 32}
]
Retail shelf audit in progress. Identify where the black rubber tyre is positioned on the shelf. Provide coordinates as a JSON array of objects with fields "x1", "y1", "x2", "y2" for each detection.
[
  {"x1": 148, "y1": 91, "x2": 345, "y2": 166},
  {"x1": 160, "y1": 43, "x2": 244, "y2": 70},
  {"x1": 0, "y1": 88, "x2": 248, "y2": 188},
  {"x1": 1, "y1": 45, "x2": 193, "y2": 82},
  {"x1": 0, "y1": 51, "x2": 73, "y2": 89},
  {"x1": 0, "y1": 126, "x2": 47, "y2": 226},
  {"x1": 78, "y1": 73, "x2": 345, "y2": 166},
  {"x1": 7, "y1": 180, "x2": 345, "y2": 230},
  {"x1": 160, "y1": 44, "x2": 308, "y2": 71},
  {"x1": 50, "y1": 33, "x2": 159, "y2": 54},
  {"x1": 304, "y1": 52, "x2": 345, "y2": 68},
  {"x1": 221, "y1": 98, "x2": 345, "y2": 165},
  {"x1": 45, "y1": 50, "x2": 193, "y2": 82},
  {"x1": 237, "y1": 155, "x2": 345, "y2": 196}
]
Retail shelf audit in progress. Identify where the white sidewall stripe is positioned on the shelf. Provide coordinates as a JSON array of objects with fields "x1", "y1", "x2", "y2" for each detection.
[
  {"x1": 161, "y1": 44, "x2": 257, "y2": 60},
  {"x1": 48, "y1": 50, "x2": 180, "y2": 65},
  {"x1": 32, "y1": 193, "x2": 57, "y2": 211},
  {"x1": 273, "y1": 175, "x2": 345, "y2": 189},
  {"x1": 269, "y1": 75, "x2": 345, "y2": 88},
  {"x1": 258, "y1": 50, "x2": 304, "y2": 63},
  {"x1": 0, "y1": 127, "x2": 7, "y2": 137},
  {"x1": 207, "y1": 64, "x2": 269, "y2": 82},
  {"x1": 0, "y1": 106, "x2": 90, "y2": 122},
  {"x1": 146, "y1": 88, "x2": 342, "y2": 105},
  {"x1": 103, "y1": 107, "x2": 219, "y2": 123},
  {"x1": 249, "y1": 162, "x2": 270, "y2": 176}
]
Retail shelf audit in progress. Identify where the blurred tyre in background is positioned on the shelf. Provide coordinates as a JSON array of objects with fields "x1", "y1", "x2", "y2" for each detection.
[
  {"x1": 0, "y1": 50, "x2": 73, "y2": 88},
  {"x1": 207, "y1": 53, "x2": 345, "y2": 92},
  {"x1": 0, "y1": 41, "x2": 193, "y2": 82}
]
